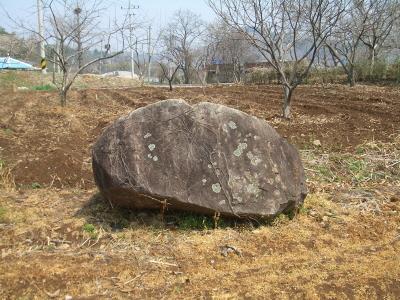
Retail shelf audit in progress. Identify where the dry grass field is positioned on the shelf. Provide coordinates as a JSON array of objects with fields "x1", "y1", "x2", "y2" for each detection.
[{"x1": 0, "y1": 72, "x2": 399, "y2": 299}]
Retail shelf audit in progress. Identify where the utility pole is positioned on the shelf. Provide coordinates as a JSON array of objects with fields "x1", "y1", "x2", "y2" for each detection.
[
  {"x1": 37, "y1": 0, "x2": 46, "y2": 74},
  {"x1": 100, "y1": 39, "x2": 103, "y2": 74},
  {"x1": 74, "y1": 2, "x2": 83, "y2": 70},
  {"x1": 121, "y1": 1, "x2": 139, "y2": 79},
  {"x1": 147, "y1": 25, "x2": 151, "y2": 83}
]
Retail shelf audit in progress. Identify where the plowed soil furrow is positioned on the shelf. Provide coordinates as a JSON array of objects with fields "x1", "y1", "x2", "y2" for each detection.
[{"x1": 1, "y1": 84, "x2": 399, "y2": 188}]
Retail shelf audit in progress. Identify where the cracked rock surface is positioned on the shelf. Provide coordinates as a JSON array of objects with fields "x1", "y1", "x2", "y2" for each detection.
[{"x1": 92, "y1": 99, "x2": 307, "y2": 218}]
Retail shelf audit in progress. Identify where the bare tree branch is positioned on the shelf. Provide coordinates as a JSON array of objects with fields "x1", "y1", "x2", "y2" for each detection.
[{"x1": 208, "y1": 0, "x2": 344, "y2": 118}]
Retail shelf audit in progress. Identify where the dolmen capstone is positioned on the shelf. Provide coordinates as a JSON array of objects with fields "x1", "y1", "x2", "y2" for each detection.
[{"x1": 92, "y1": 99, "x2": 307, "y2": 218}]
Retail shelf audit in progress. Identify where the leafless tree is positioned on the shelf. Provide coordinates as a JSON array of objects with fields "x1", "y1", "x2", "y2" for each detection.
[
  {"x1": 46, "y1": 0, "x2": 128, "y2": 105},
  {"x1": 209, "y1": 0, "x2": 344, "y2": 118},
  {"x1": 72, "y1": 3, "x2": 83, "y2": 69},
  {"x1": 0, "y1": 33, "x2": 18, "y2": 56},
  {"x1": 360, "y1": 0, "x2": 400, "y2": 74},
  {"x1": 161, "y1": 9, "x2": 205, "y2": 84},
  {"x1": 6, "y1": 0, "x2": 128, "y2": 106},
  {"x1": 158, "y1": 61, "x2": 180, "y2": 91},
  {"x1": 158, "y1": 29, "x2": 182, "y2": 91},
  {"x1": 387, "y1": 17, "x2": 400, "y2": 59},
  {"x1": 0, "y1": 28, "x2": 37, "y2": 61},
  {"x1": 192, "y1": 42, "x2": 218, "y2": 91},
  {"x1": 208, "y1": 21, "x2": 253, "y2": 83},
  {"x1": 130, "y1": 37, "x2": 148, "y2": 80},
  {"x1": 325, "y1": 0, "x2": 374, "y2": 86},
  {"x1": 128, "y1": 26, "x2": 161, "y2": 81},
  {"x1": 1, "y1": 11, "x2": 39, "y2": 61},
  {"x1": 145, "y1": 26, "x2": 161, "y2": 83}
]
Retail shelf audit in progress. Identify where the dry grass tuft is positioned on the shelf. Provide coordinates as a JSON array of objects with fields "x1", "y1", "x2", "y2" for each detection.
[
  {"x1": 303, "y1": 134, "x2": 400, "y2": 187},
  {"x1": 0, "y1": 159, "x2": 15, "y2": 191},
  {"x1": 302, "y1": 134, "x2": 400, "y2": 214}
]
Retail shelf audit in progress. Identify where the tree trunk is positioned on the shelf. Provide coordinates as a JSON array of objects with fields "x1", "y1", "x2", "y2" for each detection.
[
  {"x1": 168, "y1": 79, "x2": 173, "y2": 91},
  {"x1": 369, "y1": 47, "x2": 375, "y2": 77},
  {"x1": 282, "y1": 85, "x2": 293, "y2": 119},
  {"x1": 52, "y1": 67, "x2": 56, "y2": 85},
  {"x1": 184, "y1": 69, "x2": 190, "y2": 84},
  {"x1": 233, "y1": 60, "x2": 240, "y2": 83},
  {"x1": 348, "y1": 65, "x2": 355, "y2": 87},
  {"x1": 52, "y1": 51, "x2": 56, "y2": 84},
  {"x1": 60, "y1": 89, "x2": 67, "y2": 107}
]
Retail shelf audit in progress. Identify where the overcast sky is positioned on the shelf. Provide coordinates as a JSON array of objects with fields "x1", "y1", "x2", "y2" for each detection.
[{"x1": 1, "y1": 0, "x2": 216, "y2": 34}]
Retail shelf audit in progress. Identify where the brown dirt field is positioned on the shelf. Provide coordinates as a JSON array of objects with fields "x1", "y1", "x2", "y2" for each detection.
[
  {"x1": 0, "y1": 82, "x2": 399, "y2": 299},
  {"x1": 1, "y1": 84, "x2": 399, "y2": 189}
]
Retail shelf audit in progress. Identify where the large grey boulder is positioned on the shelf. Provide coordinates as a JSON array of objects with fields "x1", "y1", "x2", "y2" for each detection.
[{"x1": 92, "y1": 99, "x2": 307, "y2": 218}]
